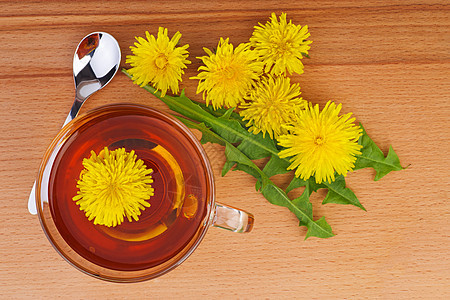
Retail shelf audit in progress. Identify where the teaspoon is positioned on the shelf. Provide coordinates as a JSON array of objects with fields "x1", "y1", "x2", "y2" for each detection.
[{"x1": 28, "y1": 32, "x2": 121, "y2": 214}]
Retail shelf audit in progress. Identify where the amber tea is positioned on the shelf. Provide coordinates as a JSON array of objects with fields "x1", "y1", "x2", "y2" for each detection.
[{"x1": 47, "y1": 106, "x2": 210, "y2": 271}]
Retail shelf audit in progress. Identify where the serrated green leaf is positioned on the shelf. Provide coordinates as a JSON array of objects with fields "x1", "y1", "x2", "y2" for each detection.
[
  {"x1": 178, "y1": 117, "x2": 334, "y2": 238},
  {"x1": 286, "y1": 176, "x2": 307, "y2": 194},
  {"x1": 291, "y1": 188, "x2": 313, "y2": 227},
  {"x1": 258, "y1": 154, "x2": 293, "y2": 196},
  {"x1": 221, "y1": 161, "x2": 236, "y2": 176},
  {"x1": 237, "y1": 134, "x2": 277, "y2": 160},
  {"x1": 305, "y1": 217, "x2": 333, "y2": 240},
  {"x1": 198, "y1": 103, "x2": 247, "y2": 126},
  {"x1": 287, "y1": 175, "x2": 365, "y2": 211},
  {"x1": 355, "y1": 125, "x2": 404, "y2": 181},
  {"x1": 307, "y1": 178, "x2": 324, "y2": 193},
  {"x1": 176, "y1": 116, "x2": 225, "y2": 146},
  {"x1": 263, "y1": 154, "x2": 291, "y2": 178},
  {"x1": 223, "y1": 143, "x2": 334, "y2": 239},
  {"x1": 261, "y1": 184, "x2": 334, "y2": 239},
  {"x1": 255, "y1": 180, "x2": 262, "y2": 191},
  {"x1": 219, "y1": 107, "x2": 235, "y2": 119},
  {"x1": 211, "y1": 118, "x2": 245, "y2": 144},
  {"x1": 286, "y1": 176, "x2": 322, "y2": 194},
  {"x1": 123, "y1": 69, "x2": 284, "y2": 163},
  {"x1": 223, "y1": 143, "x2": 259, "y2": 172},
  {"x1": 122, "y1": 69, "x2": 378, "y2": 239},
  {"x1": 233, "y1": 163, "x2": 262, "y2": 181},
  {"x1": 177, "y1": 105, "x2": 364, "y2": 212},
  {"x1": 175, "y1": 116, "x2": 235, "y2": 176},
  {"x1": 302, "y1": 53, "x2": 310, "y2": 59},
  {"x1": 321, "y1": 176, "x2": 366, "y2": 211}
]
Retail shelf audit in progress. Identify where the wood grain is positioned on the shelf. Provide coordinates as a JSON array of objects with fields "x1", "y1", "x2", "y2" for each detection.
[{"x1": 0, "y1": 1, "x2": 449, "y2": 298}]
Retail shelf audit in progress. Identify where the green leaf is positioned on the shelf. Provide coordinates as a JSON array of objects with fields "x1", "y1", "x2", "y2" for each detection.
[
  {"x1": 255, "y1": 180, "x2": 262, "y2": 191},
  {"x1": 223, "y1": 143, "x2": 334, "y2": 239},
  {"x1": 212, "y1": 118, "x2": 245, "y2": 144},
  {"x1": 123, "y1": 69, "x2": 284, "y2": 162},
  {"x1": 198, "y1": 103, "x2": 247, "y2": 126},
  {"x1": 219, "y1": 107, "x2": 235, "y2": 119},
  {"x1": 123, "y1": 69, "x2": 391, "y2": 239},
  {"x1": 305, "y1": 217, "x2": 333, "y2": 240},
  {"x1": 287, "y1": 175, "x2": 365, "y2": 211},
  {"x1": 291, "y1": 187, "x2": 313, "y2": 227},
  {"x1": 321, "y1": 176, "x2": 366, "y2": 211},
  {"x1": 175, "y1": 113, "x2": 322, "y2": 208},
  {"x1": 176, "y1": 116, "x2": 237, "y2": 177},
  {"x1": 222, "y1": 161, "x2": 236, "y2": 176},
  {"x1": 175, "y1": 115, "x2": 334, "y2": 239},
  {"x1": 237, "y1": 134, "x2": 277, "y2": 160},
  {"x1": 355, "y1": 125, "x2": 404, "y2": 181},
  {"x1": 260, "y1": 184, "x2": 334, "y2": 239},
  {"x1": 263, "y1": 154, "x2": 291, "y2": 178},
  {"x1": 233, "y1": 163, "x2": 262, "y2": 182},
  {"x1": 286, "y1": 176, "x2": 323, "y2": 194},
  {"x1": 175, "y1": 116, "x2": 235, "y2": 176},
  {"x1": 176, "y1": 117, "x2": 225, "y2": 146},
  {"x1": 286, "y1": 176, "x2": 308, "y2": 194}
]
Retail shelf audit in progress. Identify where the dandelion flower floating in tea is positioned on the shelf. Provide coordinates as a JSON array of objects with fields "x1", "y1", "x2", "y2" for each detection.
[
  {"x1": 250, "y1": 12, "x2": 312, "y2": 76},
  {"x1": 191, "y1": 37, "x2": 263, "y2": 109},
  {"x1": 239, "y1": 75, "x2": 307, "y2": 139},
  {"x1": 73, "y1": 147, "x2": 154, "y2": 227},
  {"x1": 278, "y1": 101, "x2": 363, "y2": 184},
  {"x1": 126, "y1": 27, "x2": 191, "y2": 97}
]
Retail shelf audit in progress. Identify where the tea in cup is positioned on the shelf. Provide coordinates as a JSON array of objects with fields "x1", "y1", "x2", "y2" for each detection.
[{"x1": 36, "y1": 103, "x2": 253, "y2": 282}]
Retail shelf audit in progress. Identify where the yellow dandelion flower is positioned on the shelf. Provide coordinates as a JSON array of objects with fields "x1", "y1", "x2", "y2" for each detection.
[
  {"x1": 278, "y1": 101, "x2": 362, "y2": 184},
  {"x1": 250, "y1": 12, "x2": 312, "y2": 76},
  {"x1": 126, "y1": 27, "x2": 191, "y2": 97},
  {"x1": 72, "y1": 147, "x2": 154, "y2": 227},
  {"x1": 191, "y1": 38, "x2": 263, "y2": 109},
  {"x1": 239, "y1": 75, "x2": 307, "y2": 139}
]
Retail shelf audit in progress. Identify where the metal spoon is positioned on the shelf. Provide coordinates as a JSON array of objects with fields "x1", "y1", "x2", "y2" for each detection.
[{"x1": 28, "y1": 32, "x2": 121, "y2": 214}]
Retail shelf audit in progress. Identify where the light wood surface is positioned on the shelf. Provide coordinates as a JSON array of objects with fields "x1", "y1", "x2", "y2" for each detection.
[{"x1": 1, "y1": 1, "x2": 449, "y2": 298}]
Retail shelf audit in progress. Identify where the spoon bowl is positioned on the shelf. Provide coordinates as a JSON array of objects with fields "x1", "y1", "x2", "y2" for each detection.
[
  {"x1": 28, "y1": 32, "x2": 121, "y2": 214},
  {"x1": 66, "y1": 32, "x2": 121, "y2": 124}
]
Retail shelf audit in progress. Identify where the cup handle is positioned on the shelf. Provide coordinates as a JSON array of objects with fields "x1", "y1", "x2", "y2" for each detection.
[{"x1": 212, "y1": 203, "x2": 254, "y2": 233}]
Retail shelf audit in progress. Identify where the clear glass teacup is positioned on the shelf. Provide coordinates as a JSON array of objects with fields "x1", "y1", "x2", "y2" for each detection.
[{"x1": 36, "y1": 103, "x2": 254, "y2": 282}]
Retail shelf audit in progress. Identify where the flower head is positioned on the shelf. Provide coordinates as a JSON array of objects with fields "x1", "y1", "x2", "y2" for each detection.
[
  {"x1": 250, "y1": 12, "x2": 312, "y2": 76},
  {"x1": 239, "y1": 75, "x2": 307, "y2": 139},
  {"x1": 73, "y1": 147, "x2": 154, "y2": 227},
  {"x1": 126, "y1": 27, "x2": 191, "y2": 97},
  {"x1": 278, "y1": 101, "x2": 362, "y2": 184},
  {"x1": 191, "y1": 38, "x2": 263, "y2": 109}
]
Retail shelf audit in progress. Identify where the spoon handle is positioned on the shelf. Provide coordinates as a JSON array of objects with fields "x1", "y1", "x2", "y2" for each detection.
[
  {"x1": 28, "y1": 183, "x2": 37, "y2": 214},
  {"x1": 63, "y1": 94, "x2": 85, "y2": 126},
  {"x1": 28, "y1": 95, "x2": 86, "y2": 215}
]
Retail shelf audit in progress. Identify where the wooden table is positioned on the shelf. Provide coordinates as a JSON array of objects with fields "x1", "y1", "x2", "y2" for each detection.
[{"x1": 1, "y1": 1, "x2": 448, "y2": 298}]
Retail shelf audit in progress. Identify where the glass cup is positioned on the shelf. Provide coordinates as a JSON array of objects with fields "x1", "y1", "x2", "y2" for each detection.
[{"x1": 36, "y1": 103, "x2": 254, "y2": 282}]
